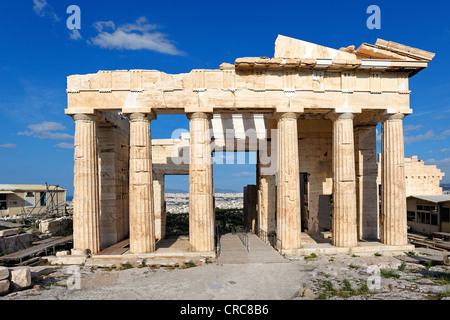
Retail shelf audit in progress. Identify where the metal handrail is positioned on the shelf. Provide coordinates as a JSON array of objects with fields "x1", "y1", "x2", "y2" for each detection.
[
  {"x1": 259, "y1": 228, "x2": 283, "y2": 255},
  {"x1": 233, "y1": 225, "x2": 250, "y2": 252},
  {"x1": 239, "y1": 232, "x2": 249, "y2": 253},
  {"x1": 259, "y1": 229, "x2": 268, "y2": 244}
]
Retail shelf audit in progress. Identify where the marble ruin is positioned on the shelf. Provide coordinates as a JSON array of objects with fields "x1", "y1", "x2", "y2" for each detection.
[{"x1": 65, "y1": 35, "x2": 435, "y2": 257}]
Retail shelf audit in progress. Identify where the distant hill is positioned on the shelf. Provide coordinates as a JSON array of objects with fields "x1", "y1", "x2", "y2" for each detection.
[
  {"x1": 215, "y1": 188, "x2": 242, "y2": 193},
  {"x1": 165, "y1": 188, "x2": 188, "y2": 193}
]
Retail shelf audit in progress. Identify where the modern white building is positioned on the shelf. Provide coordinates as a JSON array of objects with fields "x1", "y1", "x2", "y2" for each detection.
[{"x1": 0, "y1": 184, "x2": 66, "y2": 217}]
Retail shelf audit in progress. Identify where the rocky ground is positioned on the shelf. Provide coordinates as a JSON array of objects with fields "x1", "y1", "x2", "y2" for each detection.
[{"x1": 0, "y1": 247, "x2": 448, "y2": 301}]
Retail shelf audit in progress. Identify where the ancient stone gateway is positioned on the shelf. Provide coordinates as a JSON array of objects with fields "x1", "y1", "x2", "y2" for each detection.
[{"x1": 65, "y1": 35, "x2": 434, "y2": 257}]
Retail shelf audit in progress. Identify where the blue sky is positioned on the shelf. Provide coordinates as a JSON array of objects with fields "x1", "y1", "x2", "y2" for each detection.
[{"x1": 0, "y1": 0, "x2": 449, "y2": 197}]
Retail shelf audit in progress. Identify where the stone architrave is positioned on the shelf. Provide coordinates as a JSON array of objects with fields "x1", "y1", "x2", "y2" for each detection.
[
  {"x1": 188, "y1": 112, "x2": 215, "y2": 252},
  {"x1": 381, "y1": 113, "x2": 407, "y2": 246},
  {"x1": 128, "y1": 113, "x2": 156, "y2": 254},
  {"x1": 331, "y1": 112, "x2": 358, "y2": 248},
  {"x1": 276, "y1": 112, "x2": 302, "y2": 251},
  {"x1": 72, "y1": 114, "x2": 101, "y2": 254}
]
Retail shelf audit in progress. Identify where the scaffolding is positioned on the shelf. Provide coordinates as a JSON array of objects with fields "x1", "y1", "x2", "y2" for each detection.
[{"x1": 22, "y1": 183, "x2": 67, "y2": 222}]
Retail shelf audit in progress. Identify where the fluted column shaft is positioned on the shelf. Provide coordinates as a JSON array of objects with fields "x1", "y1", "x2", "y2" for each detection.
[
  {"x1": 189, "y1": 112, "x2": 214, "y2": 252},
  {"x1": 332, "y1": 113, "x2": 358, "y2": 248},
  {"x1": 73, "y1": 114, "x2": 100, "y2": 254},
  {"x1": 129, "y1": 113, "x2": 155, "y2": 253},
  {"x1": 381, "y1": 113, "x2": 407, "y2": 245},
  {"x1": 277, "y1": 113, "x2": 301, "y2": 250},
  {"x1": 259, "y1": 175, "x2": 276, "y2": 236}
]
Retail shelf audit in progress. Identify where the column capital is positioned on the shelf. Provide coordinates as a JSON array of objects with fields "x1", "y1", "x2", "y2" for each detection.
[
  {"x1": 382, "y1": 112, "x2": 405, "y2": 122},
  {"x1": 187, "y1": 112, "x2": 213, "y2": 120},
  {"x1": 274, "y1": 112, "x2": 300, "y2": 121},
  {"x1": 128, "y1": 112, "x2": 156, "y2": 122},
  {"x1": 327, "y1": 111, "x2": 354, "y2": 122},
  {"x1": 72, "y1": 113, "x2": 97, "y2": 122}
]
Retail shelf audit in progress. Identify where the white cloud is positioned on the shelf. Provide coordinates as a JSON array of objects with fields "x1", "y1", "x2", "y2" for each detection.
[
  {"x1": 404, "y1": 124, "x2": 424, "y2": 132},
  {"x1": 441, "y1": 148, "x2": 450, "y2": 154},
  {"x1": 54, "y1": 142, "x2": 74, "y2": 149},
  {"x1": 0, "y1": 143, "x2": 17, "y2": 149},
  {"x1": 32, "y1": 0, "x2": 60, "y2": 22},
  {"x1": 70, "y1": 29, "x2": 83, "y2": 40},
  {"x1": 232, "y1": 171, "x2": 254, "y2": 177},
  {"x1": 90, "y1": 17, "x2": 184, "y2": 55},
  {"x1": 18, "y1": 121, "x2": 73, "y2": 140},
  {"x1": 27, "y1": 121, "x2": 66, "y2": 133},
  {"x1": 376, "y1": 128, "x2": 381, "y2": 143},
  {"x1": 404, "y1": 129, "x2": 450, "y2": 145},
  {"x1": 93, "y1": 21, "x2": 116, "y2": 33},
  {"x1": 404, "y1": 130, "x2": 436, "y2": 144}
]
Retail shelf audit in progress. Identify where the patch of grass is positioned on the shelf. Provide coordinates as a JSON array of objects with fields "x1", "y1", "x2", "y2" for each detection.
[
  {"x1": 304, "y1": 253, "x2": 318, "y2": 260},
  {"x1": 358, "y1": 283, "x2": 370, "y2": 295},
  {"x1": 0, "y1": 249, "x2": 12, "y2": 256},
  {"x1": 317, "y1": 281, "x2": 337, "y2": 299},
  {"x1": 119, "y1": 263, "x2": 133, "y2": 271},
  {"x1": 348, "y1": 264, "x2": 359, "y2": 270},
  {"x1": 180, "y1": 262, "x2": 197, "y2": 269},
  {"x1": 351, "y1": 254, "x2": 359, "y2": 258},
  {"x1": 316, "y1": 280, "x2": 371, "y2": 300},
  {"x1": 380, "y1": 269, "x2": 401, "y2": 279},
  {"x1": 340, "y1": 280, "x2": 357, "y2": 298},
  {"x1": 398, "y1": 263, "x2": 406, "y2": 272},
  {"x1": 423, "y1": 262, "x2": 432, "y2": 270},
  {"x1": 407, "y1": 251, "x2": 417, "y2": 256},
  {"x1": 37, "y1": 278, "x2": 67, "y2": 290},
  {"x1": 435, "y1": 289, "x2": 450, "y2": 300},
  {"x1": 374, "y1": 252, "x2": 382, "y2": 257}
]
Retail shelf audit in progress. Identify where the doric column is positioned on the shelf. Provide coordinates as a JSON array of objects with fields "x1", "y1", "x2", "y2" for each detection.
[
  {"x1": 381, "y1": 113, "x2": 407, "y2": 245},
  {"x1": 153, "y1": 173, "x2": 166, "y2": 240},
  {"x1": 331, "y1": 112, "x2": 358, "y2": 248},
  {"x1": 188, "y1": 112, "x2": 214, "y2": 252},
  {"x1": 276, "y1": 112, "x2": 301, "y2": 251},
  {"x1": 129, "y1": 113, "x2": 155, "y2": 254},
  {"x1": 72, "y1": 114, "x2": 101, "y2": 254}
]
